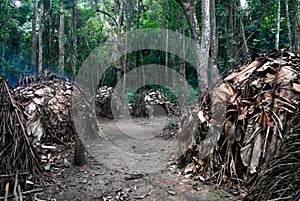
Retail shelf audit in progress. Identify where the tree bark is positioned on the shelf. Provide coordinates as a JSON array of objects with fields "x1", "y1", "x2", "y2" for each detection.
[
  {"x1": 198, "y1": 0, "x2": 211, "y2": 100},
  {"x1": 71, "y1": 0, "x2": 78, "y2": 80},
  {"x1": 165, "y1": 0, "x2": 170, "y2": 84},
  {"x1": 136, "y1": 0, "x2": 140, "y2": 88},
  {"x1": 275, "y1": 0, "x2": 281, "y2": 49},
  {"x1": 209, "y1": 0, "x2": 218, "y2": 86},
  {"x1": 123, "y1": 1, "x2": 132, "y2": 92},
  {"x1": 58, "y1": 0, "x2": 65, "y2": 74},
  {"x1": 295, "y1": 0, "x2": 300, "y2": 51},
  {"x1": 175, "y1": 0, "x2": 201, "y2": 46},
  {"x1": 31, "y1": 0, "x2": 38, "y2": 71},
  {"x1": 165, "y1": 29, "x2": 169, "y2": 83},
  {"x1": 178, "y1": 7, "x2": 186, "y2": 109},
  {"x1": 117, "y1": 0, "x2": 124, "y2": 82},
  {"x1": 218, "y1": 1, "x2": 247, "y2": 70},
  {"x1": 47, "y1": 0, "x2": 53, "y2": 69},
  {"x1": 38, "y1": 0, "x2": 44, "y2": 73},
  {"x1": 175, "y1": 0, "x2": 207, "y2": 100},
  {"x1": 285, "y1": 0, "x2": 292, "y2": 48}
]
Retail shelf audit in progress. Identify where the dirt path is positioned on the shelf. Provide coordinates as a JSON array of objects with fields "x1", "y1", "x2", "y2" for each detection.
[{"x1": 40, "y1": 118, "x2": 236, "y2": 200}]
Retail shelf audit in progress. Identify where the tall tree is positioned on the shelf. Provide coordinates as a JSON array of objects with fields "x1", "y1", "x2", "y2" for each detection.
[
  {"x1": 285, "y1": 0, "x2": 292, "y2": 48},
  {"x1": 165, "y1": 0, "x2": 170, "y2": 84},
  {"x1": 117, "y1": 0, "x2": 124, "y2": 82},
  {"x1": 217, "y1": 0, "x2": 247, "y2": 72},
  {"x1": 178, "y1": 7, "x2": 186, "y2": 110},
  {"x1": 295, "y1": 0, "x2": 300, "y2": 51},
  {"x1": 275, "y1": 0, "x2": 281, "y2": 49},
  {"x1": 198, "y1": 0, "x2": 211, "y2": 100},
  {"x1": 47, "y1": 0, "x2": 54, "y2": 68},
  {"x1": 174, "y1": 0, "x2": 201, "y2": 47},
  {"x1": 31, "y1": 0, "x2": 38, "y2": 71},
  {"x1": 58, "y1": 0, "x2": 65, "y2": 74},
  {"x1": 209, "y1": 0, "x2": 218, "y2": 86},
  {"x1": 71, "y1": 0, "x2": 78, "y2": 80},
  {"x1": 38, "y1": 0, "x2": 44, "y2": 73},
  {"x1": 123, "y1": 0, "x2": 133, "y2": 92},
  {"x1": 175, "y1": 0, "x2": 210, "y2": 100}
]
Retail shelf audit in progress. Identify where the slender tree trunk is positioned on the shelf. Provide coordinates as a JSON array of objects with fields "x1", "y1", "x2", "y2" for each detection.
[
  {"x1": 165, "y1": 29, "x2": 169, "y2": 83},
  {"x1": 31, "y1": 0, "x2": 38, "y2": 71},
  {"x1": 285, "y1": 0, "x2": 292, "y2": 48},
  {"x1": 198, "y1": 0, "x2": 211, "y2": 101},
  {"x1": 295, "y1": 0, "x2": 300, "y2": 51},
  {"x1": 136, "y1": 0, "x2": 140, "y2": 87},
  {"x1": 117, "y1": 0, "x2": 124, "y2": 83},
  {"x1": 58, "y1": 0, "x2": 65, "y2": 74},
  {"x1": 228, "y1": 2, "x2": 239, "y2": 65},
  {"x1": 48, "y1": 0, "x2": 53, "y2": 69},
  {"x1": 38, "y1": 0, "x2": 44, "y2": 73},
  {"x1": 141, "y1": 50, "x2": 145, "y2": 86},
  {"x1": 175, "y1": 0, "x2": 201, "y2": 46},
  {"x1": 165, "y1": 0, "x2": 170, "y2": 84},
  {"x1": 209, "y1": 0, "x2": 218, "y2": 86},
  {"x1": 175, "y1": 0, "x2": 211, "y2": 101},
  {"x1": 275, "y1": 0, "x2": 281, "y2": 49},
  {"x1": 178, "y1": 8, "x2": 186, "y2": 108},
  {"x1": 123, "y1": 1, "x2": 132, "y2": 92},
  {"x1": 71, "y1": 0, "x2": 78, "y2": 80},
  {"x1": 178, "y1": 0, "x2": 202, "y2": 73}
]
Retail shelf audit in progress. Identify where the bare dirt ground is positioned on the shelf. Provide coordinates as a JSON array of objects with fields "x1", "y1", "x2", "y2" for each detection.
[{"x1": 38, "y1": 117, "x2": 237, "y2": 201}]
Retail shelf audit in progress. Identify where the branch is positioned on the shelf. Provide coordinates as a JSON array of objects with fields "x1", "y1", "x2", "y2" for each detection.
[
  {"x1": 95, "y1": 9, "x2": 118, "y2": 27},
  {"x1": 174, "y1": 0, "x2": 185, "y2": 10}
]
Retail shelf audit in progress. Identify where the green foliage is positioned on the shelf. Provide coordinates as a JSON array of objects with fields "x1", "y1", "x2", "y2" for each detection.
[
  {"x1": 0, "y1": 0, "x2": 299, "y2": 89},
  {"x1": 244, "y1": 0, "x2": 296, "y2": 52},
  {"x1": 168, "y1": 119, "x2": 177, "y2": 128}
]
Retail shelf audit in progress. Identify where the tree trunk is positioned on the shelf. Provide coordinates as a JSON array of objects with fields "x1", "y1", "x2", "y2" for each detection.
[
  {"x1": 135, "y1": 0, "x2": 140, "y2": 88},
  {"x1": 209, "y1": 0, "x2": 218, "y2": 86},
  {"x1": 165, "y1": 29, "x2": 169, "y2": 83},
  {"x1": 58, "y1": 0, "x2": 65, "y2": 74},
  {"x1": 117, "y1": 0, "x2": 124, "y2": 83},
  {"x1": 218, "y1": 1, "x2": 247, "y2": 70},
  {"x1": 176, "y1": 0, "x2": 203, "y2": 77},
  {"x1": 198, "y1": 0, "x2": 211, "y2": 100},
  {"x1": 178, "y1": 8, "x2": 186, "y2": 109},
  {"x1": 165, "y1": 0, "x2": 170, "y2": 84},
  {"x1": 295, "y1": 0, "x2": 300, "y2": 51},
  {"x1": 175, "y1": 0, "x2": 201, "y2": 46},
  {"x1": 38, "y1": 0, "x2": 44, "y2": 73},
  {"x1": 285, "y1": 0, "x2": 292, "y2": 48},
  {"x1": 175, "y1": 0, "x2": 206, "y2": 100},
  {"x1": 123, "y1": 1, "x2": 132, "y2": 92},
  {"x1": 31, "y1": 0, "x2": 38, "y2": 71},
  {"x1": 47, "y1": 0, "x2": 53, "y2": 69},
  {"x1": 275, "y1": 0, "x2": 281, "y2": 49},
  {"x1": 141, "y1": 51, "x2": 145, "y2": 86},
  {"x1": 71, "y1": 0, "x2": 78, "y2": 80}
]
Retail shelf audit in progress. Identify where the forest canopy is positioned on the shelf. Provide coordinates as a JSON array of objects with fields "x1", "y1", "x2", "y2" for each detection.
[{"x1": 0, "y1": 0, "x2": 299, "y2": 87}]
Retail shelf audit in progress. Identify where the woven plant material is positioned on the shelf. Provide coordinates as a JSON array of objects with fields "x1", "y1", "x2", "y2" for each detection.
[{"x1": 0, "y1": 75, "x2": 41, "y2": 195}]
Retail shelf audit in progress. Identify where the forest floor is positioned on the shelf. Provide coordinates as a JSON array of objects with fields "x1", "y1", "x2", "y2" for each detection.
[{"x1": 37, "y1": 117, "x2": 237, "y2": 201}]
